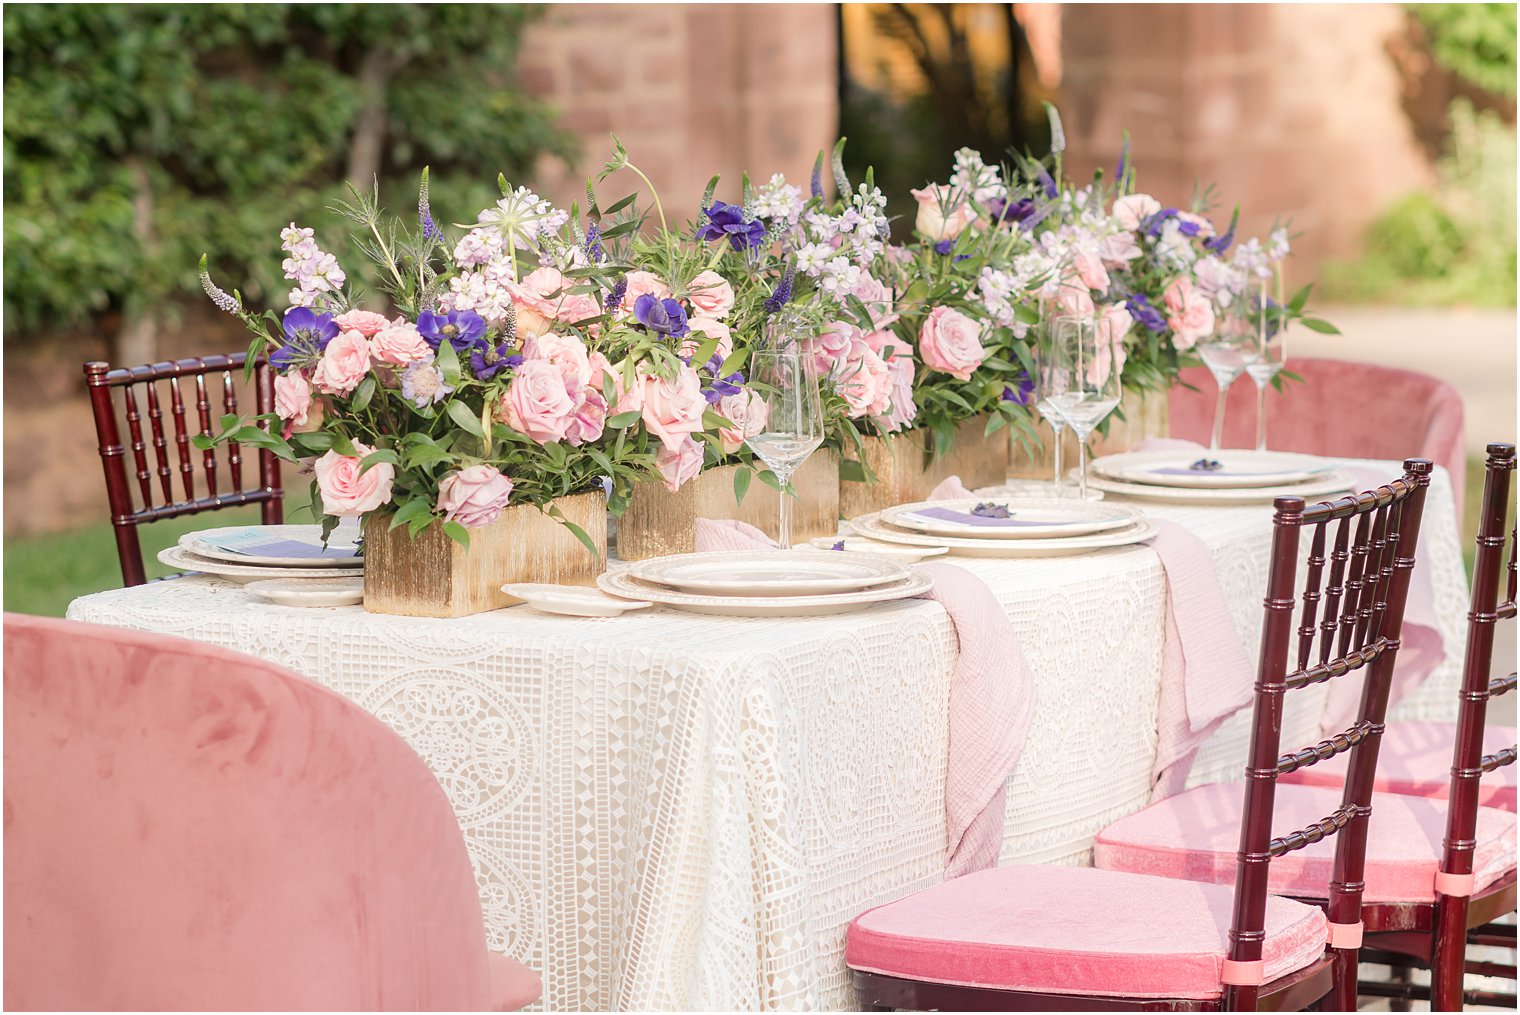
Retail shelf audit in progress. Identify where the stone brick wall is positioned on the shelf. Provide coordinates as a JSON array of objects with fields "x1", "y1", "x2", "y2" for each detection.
[
  {"x1": 518, "y1": 4, "x2": 840, "y2": 223},
  {"x1": 1059, "y1": 3, "x2": 1433, "y2": 286}
]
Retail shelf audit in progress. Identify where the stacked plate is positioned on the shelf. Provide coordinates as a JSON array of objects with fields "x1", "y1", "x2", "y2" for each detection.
[
  {"x1": 1087, "y1": 450, "x2": 1356, "y2": 505},
  {"x1": 158, "y1": 524, "x2": 364, "y2": 603},
  {"x1": 848, "y1": 497, "x2": 1155, "y2": 558},
  {"x1": 597, "y1": 550, "x2": 931, "y2": 617}
]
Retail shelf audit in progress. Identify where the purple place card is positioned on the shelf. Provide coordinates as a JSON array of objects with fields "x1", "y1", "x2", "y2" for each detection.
[
  {"x1": 909, "y1": 507, "x2": 1059, "y2": 528},
  {"x1": 209, "y1": 537, "x2": 359, "y2": 560},
  {"x1": 1145, "y1": 466, "x2": 1292, "y2": 477}
]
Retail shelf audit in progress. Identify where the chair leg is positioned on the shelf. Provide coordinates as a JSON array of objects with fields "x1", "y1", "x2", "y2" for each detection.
[
  {"x1": 1430, "y1": 894, "x2": 1470, "y2": 1011},
  {"x1": 1326, "y1": 945, "x2": 1360, "y2": 1012}
]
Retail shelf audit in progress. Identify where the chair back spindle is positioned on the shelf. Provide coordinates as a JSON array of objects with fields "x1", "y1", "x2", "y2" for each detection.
[
  {"x1": 83, "y1": 355, "x2": 284, "y2": 587},
  {"x1": 1223, "y1": 459, "x2": 1432, "y2": 1011},
  {"x1": 1430, "y1": 443, "x2": 1517, "y2": 1009}
]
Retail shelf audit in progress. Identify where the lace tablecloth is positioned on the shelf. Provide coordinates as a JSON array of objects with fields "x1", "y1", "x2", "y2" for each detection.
[{"x1": 66, "y1": 460, "x2": 1468, "y2": 1011}]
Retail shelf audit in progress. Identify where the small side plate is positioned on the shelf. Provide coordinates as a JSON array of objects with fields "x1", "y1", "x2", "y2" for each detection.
[
  {"x1": 503, "y1": 583, "x2": 655, "y2": 617},
  {"x1": 245, "y1": 578, "x2": 365, "y2": 608},
  {"x1": 806, "y1": 537, "x2": 950, "y2": 562}
]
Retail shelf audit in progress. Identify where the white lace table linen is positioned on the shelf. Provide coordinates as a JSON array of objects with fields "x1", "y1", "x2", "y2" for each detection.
[{"x1": 66, "y1": 460, "x2": 1468, "y2": 1011}]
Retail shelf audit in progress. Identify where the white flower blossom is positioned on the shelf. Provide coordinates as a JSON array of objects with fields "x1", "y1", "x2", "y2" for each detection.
[
  {"x1": 795, "y1": 242, "x2": 833, "y2": 276},
  {"x1": 752, "y1": 173, "x2": 804, "y2": 225}
]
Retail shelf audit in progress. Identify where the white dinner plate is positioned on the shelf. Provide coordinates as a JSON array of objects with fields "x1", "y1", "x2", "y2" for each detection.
[
  {"x1": 502, "y1": 583, "x2": 655, "y2": 617},
  {"x1": 1092, "y1": 450, "x2": 1331, "y2": 489},
  {"x1": 627, "y1": 550, "x2": 909, "y2": 597},
  {"x1": 245, "y1": 578, "x2": 365, "y2": 607},
  {"x1": 157, "y1": 545, "x2": 364, "y2": 584},
  {"x1": 975, "y1": 480, "x2": 1105, "y2": 502},
  {"x1": 183, "y1": 523, "x2": 362, "y2": 568},
  {"x1": 1085, "y1": 470, "x2": 1359, "y2": 505},
  {"x1": 598, "y1": 568, "x2": 932, "y2": 617},
  {"x1": 805, "y1": 537, "x2": 951, "y2": 563},
  {"x1": 880, "y1": 498, "x2": 1142, "y2": 540},
  {"x1": 849, "y1": 512, "x2": 1158, "y2": 558}
]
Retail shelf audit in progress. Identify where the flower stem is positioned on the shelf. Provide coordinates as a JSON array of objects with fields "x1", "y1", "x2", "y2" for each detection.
[{"x1": 624, "y1": 161, "x2": 675, "y2": 268}]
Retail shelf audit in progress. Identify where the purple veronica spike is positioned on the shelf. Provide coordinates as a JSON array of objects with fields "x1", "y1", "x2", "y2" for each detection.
[
  {"x1": 200, "y1": 266, "x2": 240, "y2": 315},
  {"x1": 583, "y1": 222, "x2": 604, "y2": 263},
  {"x1": 763, "y1": 263, "x2": 796, "y2": 316},
  {"x1": 810, "y1": 159, "x2": 824, "y2": 199},
  {"x1": 605, "y1": 275, "x2": 628, "y2": 315},
  {"x1": 1035, "y1": 166, "x2": 1058, "y2": 200},
  {"x1": 1115, "y1": 137, "x2": 1131, "y2": 185},
  {"x1": 419, "y1": 174, "x2": 439, "y2": 241},
  {"x1": 1203, "y1": 226, "x2": 1235, "y2": 254}
]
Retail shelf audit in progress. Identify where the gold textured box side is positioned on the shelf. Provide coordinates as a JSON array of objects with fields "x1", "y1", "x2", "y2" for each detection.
[{"x1": 839, "y1": 416, "x2": 1010, "y2": 518}]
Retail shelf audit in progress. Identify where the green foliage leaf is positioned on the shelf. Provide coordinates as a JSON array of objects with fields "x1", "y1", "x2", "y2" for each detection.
[
  {"x1": 446, "y1": 399, "x2": 484, "y2": 436},
  {"x1": 1298, "y1": 317, "x2": 1340, "y2": 334},
  {"x1": 443, "y1": 520, "x2": 471, "y2": 549},
  {"x1": 733, "y1": 465, "x2": 751, "y2": 504},
  {"x1": 606, "y1": 410, "x2": 641, "y2": 429},
  {"x1": 350, "y1": 375, "x2": 376, "y2": 412}
]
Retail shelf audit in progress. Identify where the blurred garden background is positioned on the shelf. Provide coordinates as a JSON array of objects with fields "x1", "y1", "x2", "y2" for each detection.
[{"x1": 4, "y1": 2, "x2": 1516, "y2": 615}]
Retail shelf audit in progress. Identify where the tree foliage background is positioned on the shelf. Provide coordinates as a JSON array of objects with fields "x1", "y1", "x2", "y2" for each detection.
[{"x1": 3, "y1": 4, "x2": 571, "y2": 356}]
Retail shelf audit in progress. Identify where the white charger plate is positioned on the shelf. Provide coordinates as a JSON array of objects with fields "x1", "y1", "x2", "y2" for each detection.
[
  {"x1": 158, "y1": 545, "x2": 364, "y2": 584},
  {"x1": 849, "y1": 512, "x2": 1157, "y2": 558},
  {"x1": 627, "y1": 550, "x2": 908, "y2": 597},
  {"x1": 805, "y1": 537, "x2": 951, "y2": 562},
  {"x1": 502, "y1": 583, "x2": 654, "y2": 617},
  {"x1": 598, "y1": 568, "x2": 932, "y2": 617},
  {"x1": 1086, "y1": 470, "x2": 1358, "y2": 505},
  {"x1": 880, "y1": 497, "x2": 1141, "y2": 540},
  {"x1": 246, "y1": 578, "x2": 365, "y2": 607},
  {"x1": 1091, "y1": 450, "x2": 1331, "y2": 489},
  {"x1": 183, "y1": 523, "x2": 362, "y2": 568}
]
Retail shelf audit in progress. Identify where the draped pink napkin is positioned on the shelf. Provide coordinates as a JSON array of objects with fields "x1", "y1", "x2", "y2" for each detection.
[
  {"x1": 1147, "y1": 519, "x2": 1257, "y2": 797},
  {"x1": 693, "y1": 475, "x2": 1035, "y2": 877}
]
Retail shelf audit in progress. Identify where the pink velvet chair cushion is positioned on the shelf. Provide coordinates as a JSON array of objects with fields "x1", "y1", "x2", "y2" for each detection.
[
  {"x1": 4, "y1": 614, "x2": 541, "y2": 1012},
  {"x1": 1168, "y1": 358, "x2": 1467, "y2": 517},
  {"x1": 1094, "y1": 783, "x2": 1517, "y2": 904},
  {"x1": 1279, "y1": 722, "x2": 1517, "y2": 812},
  {"x1": 846, "y1": 865, "x2": 1327, "y2": 1000}
]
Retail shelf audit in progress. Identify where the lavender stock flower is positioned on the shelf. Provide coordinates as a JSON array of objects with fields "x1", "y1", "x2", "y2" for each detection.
[{"x1": 696, "y1": 200, "x2": 766, "y2": 251}]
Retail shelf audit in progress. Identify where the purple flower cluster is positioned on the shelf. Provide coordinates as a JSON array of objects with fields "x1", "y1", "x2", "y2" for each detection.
[
  {"x1": 605, "y1": 275, "x2": 628, "y2": 315},
  {"x1": 1124, "y1": 293, "x2": 1167, "y2": 333},
  {"x1": 417, "y1": 309, "x2": 487, "y2": 353},
  {"x1": 1001, "y1": 373, "x2": 1036, "y2": 406},
  {"x1": 583, "y1": 222, "x2": 604, "y2": 263},
  {"x1": 701, "y1": 371, "x2": 744, "y2": 405},
  {"x1": 696, "y1": 201, "x2": 766, "y2": 251},
  {"x1": 271, "y1": 307, "x2": 338, "y2": 371},
  {"x1": 632, "y1": 294, "x2": 689, "y2": 339}
]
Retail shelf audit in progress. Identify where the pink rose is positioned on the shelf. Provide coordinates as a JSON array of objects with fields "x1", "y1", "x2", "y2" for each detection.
[
  {"x1": 918, "y1": 305, "x2": 986, "y2": 381},
  {"x1": 370, "y1": 322, "x2": 432, "y2": 366},
  {"x1": 639, "y1": 364, "x2": 707, "y2": 454},
  {"x1": 1113, "y1": 193, "x2": 1162, "y2": 232},
  {"x1": 313, "y1": 441, "x2": 394, "y2": 517},
  {"x1": 655, "y1": 438, "x2": 706, "y2": 493},
  {"x1": 1089, "y1": 304, "x2": 1133, "y2": 387},
  {"x1": 586, "y1": 350, "x2": 616, "y2": 392},
  {"x1": 563, "y1": 387, "x2": 607, "y2": 447},
  {"x1": 606, "y1": 360, "x2": 642, "y2": 416},
  {"x1": 437, "y1": 464, "x2": 516, "y2": 528},
  {"x1": 332, "y1": 309, "x2": 390, "y2": 338},
  {"x1": 526, "y1": 331, "x2": 592, "y2": 389},
  {"x1": 1073, "y1": 248, "x2": 1111, "y2": 295},
  {"x1": 877, "y1": 355, "x2": 918, "y2": 433},
  {"x1": 1098, "y1": 231, "x2": 1143, "y2": 267},
  {"x1": 1163, "y1": 277, "x2": 1216, "y2": 351},
  {"x1": 312, "y1": 330, "x2": 372, "y2": 396},
  {"x1": 1048, "y1": 271, "x2": 1097, "y2": 319},
  {"x1": 273, "y1": 372, "x2": 314, "y2": 426},
  {"x1": 863, "y1": 327, "x2": 913, "y2": 363},
  {"x1": 715, "y1": 387, "x2": 769, "y2": 454},
  {"x1": 506, "y1": 266, "x2": 600, "y2": 326},
  {"x1": 682, "y1": 316, "x2": 733, "y2": 361},
  {"x1": 910, "y1": 184, "x2": 977, "y2": 241},
  {"x1": 686, "y1": 270, "x2": 735, "y2": 319},
  {"x1": 835, "y1": 339, "x2": 893, "y2": 419},
  {"x1": 621, "y1": 270, "x2": 672, "y2": 312},
  {"x1": 501, "y1": 359, "x2": 575, "y2": 444},
  {"x1": 804, "y1": 320, "x2": 856, "y2": 375},
  {"x1": 851, "y1": 273, "x2": 900, "y2": 329}
]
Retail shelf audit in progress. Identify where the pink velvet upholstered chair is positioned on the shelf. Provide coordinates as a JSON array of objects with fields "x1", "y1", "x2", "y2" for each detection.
[
  {"x1": 3, "y1": 614, "x2": 541, "y2": 1012},
  {"x1": 844, "y1": 461, "x2": 1434, "y2": 1011},
  {"x1": 1169, "y1": 358, "x2": 1467, "y2": 516}
]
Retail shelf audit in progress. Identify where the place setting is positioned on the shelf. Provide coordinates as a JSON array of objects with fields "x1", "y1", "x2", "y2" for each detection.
[
  {"x1": 1084, "y1": 448, "x2": 1358, "y2": 504},
  {"x1": 158, "y1": 522, "x2": 365, "y2": 606},
  {"x1": 846, "y1": 496, "x2": 1155, "y2": 557}
]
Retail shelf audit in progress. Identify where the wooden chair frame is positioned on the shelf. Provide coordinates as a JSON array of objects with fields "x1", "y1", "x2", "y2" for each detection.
[
  {"x1": 84, "y1": 355, "x2": 283, "y2": 587},
  {"x1": 852, "y1": 459, "x2": 1433, "y2": 1012}
]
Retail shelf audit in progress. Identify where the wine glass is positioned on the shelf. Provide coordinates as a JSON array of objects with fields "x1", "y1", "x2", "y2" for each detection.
[
  {"x1": 1244, "y1": 271, "x2": 1288, "y2": 451},
  {"x1": 744, "y1": 348, "x2": 824, "y2": 550},
  {"x1": 1039, "y1": 315, "x2": 1124, "y2": 501},
  {"x1": 1197, "y1": 298, "x2": 1263, "y2": 450},
  {"x1": 1032, "y1": 336, "x2": 1071, "y2": 497}
]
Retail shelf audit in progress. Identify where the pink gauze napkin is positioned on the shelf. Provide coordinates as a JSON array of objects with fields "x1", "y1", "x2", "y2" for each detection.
[
  {"x1": 1148, "y1": 518, "x2": 1258, "y2": 797},
  {"x1": 693, "y1": 475, "x2": 1035, "y2": 878}
]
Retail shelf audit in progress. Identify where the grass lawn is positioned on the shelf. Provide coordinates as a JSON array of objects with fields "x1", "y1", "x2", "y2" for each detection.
[{"x1": 2, "y1": 457, "x2": 1493, "y2": 618}]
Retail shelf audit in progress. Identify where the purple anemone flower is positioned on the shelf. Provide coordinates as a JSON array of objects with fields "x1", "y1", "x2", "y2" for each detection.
[
  {"x1": 1203, "y1": 225, "x2": 1235, "y2": 254},
  {"x1": 416, "y1": 309, "x2": 487, "y2": 353},
  {"x1": 632, "y1": 294, "x2": 690, "y2": 339},
  {"x1": 271, "y1": 307, "x2": 339, "y2": 371},
  {"x1": 696, "y1": 200, "x2": 766, "y2": 252},
  {"x1": 1124, "y1": 293, "x2": 1168, "y2": 333},
  {"x1": 702, "y1": 371, "x2": 745, "y2": 404},
  {"x1": 1001, "y1": 372, "x2": 1036, "y2": 406},
  {"x1": 469, "y1": 341, "x2": 524, "y2": 381}
]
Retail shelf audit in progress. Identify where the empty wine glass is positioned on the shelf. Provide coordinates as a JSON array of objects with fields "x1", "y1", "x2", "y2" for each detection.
[
  {"x1": 1032, "y1": 336, "x2": 1071, "y2": 497},
  {"x1": 744, "y1": 347, "x2": 824, "y2": 550},
  {"x1": 1244, "y1": 271, "x2": 1288, "y2": 451},
  {"x1": 1039, "y1": 315, "x2": 1124, "y2": 500},
  {"x1": 1197, "y1": 298, "x2": 1263, "y2": 450}
]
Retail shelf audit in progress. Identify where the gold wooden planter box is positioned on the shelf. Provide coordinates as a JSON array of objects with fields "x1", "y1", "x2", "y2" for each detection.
[
  {"x1": 838, "y1": 416, "x2": 1011, "y2": 518},
  {"x1": 1009, "y1": 389, "x2": 1171, "y2": 479},
  {"x1": 616, "y1": 449, "x2": 840, "y2": 560},
  {"x1": 362, "y1": 491, "x2": 607, "y2": 618}
]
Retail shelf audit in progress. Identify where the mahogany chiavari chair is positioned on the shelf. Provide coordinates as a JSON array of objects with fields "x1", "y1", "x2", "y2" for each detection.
[
  {"x1": 84, "y1": 354, "x2": 283, "y2": 587},
  {"x1": 844, "y1": 460, "x2": 1433, "y2": 1012}
]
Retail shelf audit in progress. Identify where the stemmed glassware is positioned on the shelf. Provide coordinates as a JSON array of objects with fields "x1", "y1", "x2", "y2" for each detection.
[
  {"x1": 744, "y1": 347, "x2": 824, "y2": 550},
  {"x1": 1038, "y1": 315, "x2": 1124, "y2": 501},
  {"x1": 1196, "y1": 301, "x2": 1263, "y2": 450},
  {"x1": 1032, "y1": 337, "x2": 1071, "y2": 497},
  {"x1": 1244, "y1": 270, "x2": 1288, "y2": 451}
]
